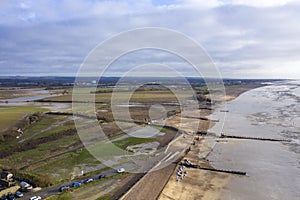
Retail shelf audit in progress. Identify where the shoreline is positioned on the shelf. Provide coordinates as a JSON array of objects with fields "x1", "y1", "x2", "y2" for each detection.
[
  {"x1": 206, "y1": 81, "x2": 300, "y2": 200},
  {"x1": 157, "y1": 84, "x2": 266, "y2": 200},
  {"x1": 120, "y1": 84, "x2": 265, "y2": 200}
]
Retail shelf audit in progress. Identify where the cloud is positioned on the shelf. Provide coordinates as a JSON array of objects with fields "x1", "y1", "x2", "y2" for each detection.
[
  {"x1": 228, "y1": 0, "x2": 297, "y2": 7},
  {"x1": 0, "y1": 0, "x2": 299, "y2": 78}
]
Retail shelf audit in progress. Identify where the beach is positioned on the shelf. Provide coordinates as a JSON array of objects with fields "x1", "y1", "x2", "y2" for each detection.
[
  {"x1": 207, "y1": 80, "x2": 300, "y2": 200},
  {"x1": 120, "y1": 83, "x2": 264, "y2": 200},
  {"x1": 159, "y1": 81, "x2": 300, "y2": 200}
]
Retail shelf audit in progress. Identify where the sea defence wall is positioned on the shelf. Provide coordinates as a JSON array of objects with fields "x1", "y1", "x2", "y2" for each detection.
[{"x1": 220, "y1": 133, "x2": 291, "y2": 142}]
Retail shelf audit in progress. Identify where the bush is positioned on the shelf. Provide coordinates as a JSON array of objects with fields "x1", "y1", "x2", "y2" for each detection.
[
  {"x1": 0, "y1": 134, "x2": 5, "y2": 142},
  {"x1": 10, "y1": 169, "x2": 52, "y2": 187}
]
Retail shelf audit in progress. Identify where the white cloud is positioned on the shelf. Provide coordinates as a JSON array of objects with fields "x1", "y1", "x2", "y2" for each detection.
[
  {"x1": 219, "y1": 59, "x2": 300, "y2": 79},
  {"x1": 0, "y1": 0, "x2": 299, "y2": 78},
  {"x1": 220, "y1": 0, "x2": 298, "y2": 7},
  {"x1": 19, "y1": 12, "x2": 36, "y2": 22},
  {"x1": 180, "y1": 0, "x2": 222, "y2": 8},
  {"x1": 19, "y1": 2, "x2": 30, "y2": 9}
]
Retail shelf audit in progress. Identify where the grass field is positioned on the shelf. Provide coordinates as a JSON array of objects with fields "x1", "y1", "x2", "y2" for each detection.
[
  {"x1": 33, "y1": 149, "x2": 101, "y2": 182},
  {"x1": 0, "y1": 115, "x2": 70, "y2": 153},
  {"x1": 0, "y1": 113, "x2": 83, "y2": 181},
  {"x1": 88, "y1": 135, "x2": 158, "y2": 157},
  {"x1": 42, "y1": 90, "x2": 184, "y2": 103},
  {"x1": 0, "y1": 87, "x2": 183, "y2": 190},
  {"x1": 0, "y1": 106, "x2": 48, "y2": 131},
  {"x1": 0, "y1": 115, "x2": 79, "y2": 167},
  {"x1": 0, "y1": 109, "x2": 170, "y2": 184},
  {"x1": 113, "y1": 137, "x2": 156, "y2": 150}
]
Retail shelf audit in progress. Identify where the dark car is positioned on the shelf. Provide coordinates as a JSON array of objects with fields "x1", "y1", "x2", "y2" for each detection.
[
  {"x1": 98, "y1": 174, "x2": 106, "y2": 179},
  {"x1": 6, "y1": 193, "x2": 15, "y2": 200},
  {"x1": 1, "y1": 195, "x2": 7, "y2": 200},
  {"x1": 14, "y1": 191, "x2": 23, "y2": 198},
  {"x1": 59, "y1": 185, "x2": 70, "y2": 192}
]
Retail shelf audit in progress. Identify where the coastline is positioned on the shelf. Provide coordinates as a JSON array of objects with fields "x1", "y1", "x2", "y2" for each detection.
[
  {"x1": 120, "y1": 84, "x2": 264, "y2": 200},
  {"x1": 158, "y1": 84, "x2": 266, "y2": 200},
  {"x1": 206, "y1": 81, "x2": 300, "y2": 200}
]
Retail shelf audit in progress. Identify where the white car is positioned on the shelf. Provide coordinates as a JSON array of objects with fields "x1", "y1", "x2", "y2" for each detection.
[
  {"x1": 83, "y1": 178, "x2": 94, "y2": 184},
  {"x1": 20, "y1": 181, "x2": 33, "y2": 190},
  {"x1": 29, "y1": 196, "x2": 42, "y2": 200},
  {"x1": 117, "y1": 168, "x2": 125, "y2": 173}
]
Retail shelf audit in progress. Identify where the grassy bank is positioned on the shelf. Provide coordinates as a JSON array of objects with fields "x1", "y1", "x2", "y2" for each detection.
[{"x1": 0, "y1": 106, "x2": 48, "y2": 131}]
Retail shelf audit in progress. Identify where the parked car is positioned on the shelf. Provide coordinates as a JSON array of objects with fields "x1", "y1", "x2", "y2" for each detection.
[
  {"x1": 98, "y1": 174, "x2": 106, "y2": 179},
  {"x1": 71, "y1": 182, "x2": 82, "y2": 188},
  {"x1": 6, "y1": 193, "x2": 15, "y2": 200},
  {"x1": 59, "y1": 185, "x2": 70, "y2": 192},
  {"x1": 15, "y1": 191, "x2": 23, "y2": 198},
  {"x1": 1, "y1": 195, "x2": 7, "y2": 200},
  {"x1": 117, "y1": 168, "x2": 125, "y2": 173},
  {"x1": 20, "y1": 181, "x2": 33, "y2": 191},
  {"x1": 29, "y1": 196, "x2": 41, "y2": 200},
  {"x1": 83, "y1": 178, "x2": 94, "y2": 184}
]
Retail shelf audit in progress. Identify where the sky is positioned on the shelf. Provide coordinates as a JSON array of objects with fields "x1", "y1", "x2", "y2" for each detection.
[{"x1": 0, "y1": 0, "x2": 300, "y2": 79}]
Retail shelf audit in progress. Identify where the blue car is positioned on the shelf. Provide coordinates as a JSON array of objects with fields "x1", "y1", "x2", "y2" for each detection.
[
  {"x1": 15, "y1": 191, "x2": 23, "y2": 198},
  {"x1": 6, "y1": 192, "x2": 15, "y2": 200},
  {"x1": 71, "y1": 182, "x2": 82, "y2": 188},
  {"x1": 1, "y1": 195, "x2": 7, "y2": 200}
]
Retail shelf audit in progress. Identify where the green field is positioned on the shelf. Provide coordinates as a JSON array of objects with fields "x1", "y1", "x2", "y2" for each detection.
[
  {"x1": 0, "y1": 106, "x2": 48, "y2": 131},
  {"x1": 0, "y1": 109, "x2": 167, "y2": 185},
  {"x1": 34, "y1": 149, "x2": 101, "y2": 182},
  {"x1": 0, "y1": 115, "x2": 78, "y2": 167},
  {"x1": 0, "y1": 87, "x2": 182, "y2": 190},
  {"x1": 113, "y1": 137, "x2": 156, "y2": 150},
  {"x1": 42, "y1": 90, "x2": 183, "y2": 103}
]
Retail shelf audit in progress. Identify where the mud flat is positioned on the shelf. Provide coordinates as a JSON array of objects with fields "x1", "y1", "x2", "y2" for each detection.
[{"x1": 207, "y1": 81, "x2": 300, "y2": 200}]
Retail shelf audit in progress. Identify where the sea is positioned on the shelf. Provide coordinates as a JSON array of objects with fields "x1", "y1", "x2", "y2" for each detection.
[{"x1": 208, "y1": 80, "x2": 300, "y2": 200}]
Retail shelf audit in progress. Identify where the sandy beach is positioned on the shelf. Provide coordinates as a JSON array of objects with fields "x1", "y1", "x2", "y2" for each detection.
[{"x1": 159, "y1": 136, "x2": 232, "y2": 200}]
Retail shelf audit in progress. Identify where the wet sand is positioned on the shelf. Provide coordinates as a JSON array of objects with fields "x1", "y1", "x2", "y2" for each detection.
[
  {"x1": 209, "y1": 139, "x2": 299, "y2": 200},
  {"x1": 207, "y1": 81, "x2": 300, "y2": 200}
]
